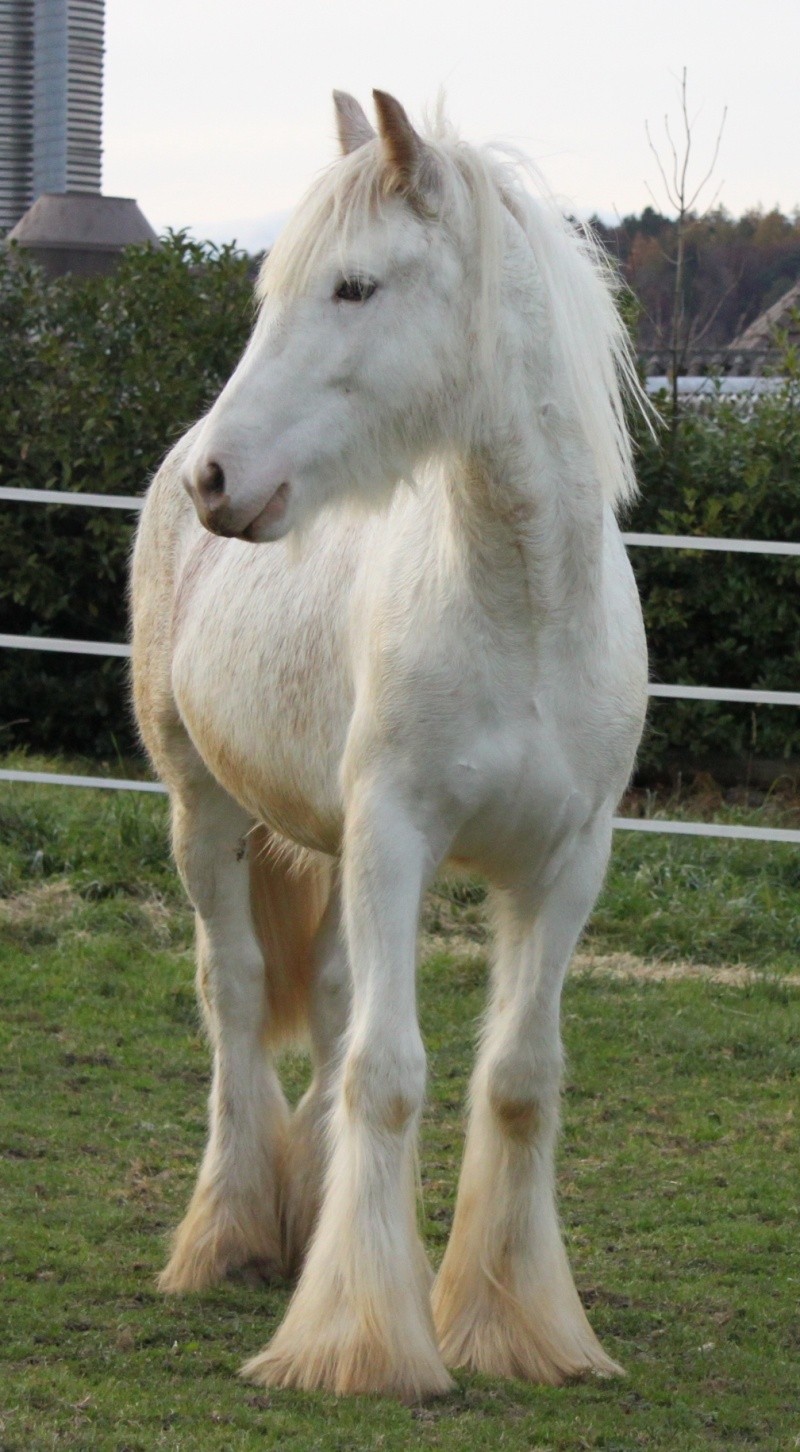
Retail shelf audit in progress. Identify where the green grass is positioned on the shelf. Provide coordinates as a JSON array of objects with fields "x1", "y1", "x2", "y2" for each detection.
[{"x1": 1, "y1": 761, "x2": 799, "y2": 1450}]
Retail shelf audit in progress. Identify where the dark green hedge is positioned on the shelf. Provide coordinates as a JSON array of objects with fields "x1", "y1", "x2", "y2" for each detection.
[
  {"x1": 0, "y1": 234, "x2": 253, "y2": 757},
  {"x1": 629, "y1": 379, "x2": 800, "y2": 773},
  {"x1": 0, "y1": 236, "x2": 798, "y2": 776}
]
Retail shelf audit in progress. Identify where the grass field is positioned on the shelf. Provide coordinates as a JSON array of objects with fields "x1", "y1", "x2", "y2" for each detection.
[{"x1": 1, "y1": 761, "x2": 798, "y2": 1450}]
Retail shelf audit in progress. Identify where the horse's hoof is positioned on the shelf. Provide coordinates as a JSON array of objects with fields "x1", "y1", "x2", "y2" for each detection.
[
  {"x1": 157, "y1": 1199, "x2": 284, "y2": 1294},
  {"x1": 227, "y1": 1258, "x2": 284, "y2": 1289},
  {"x1": 241, "y1": 1336, "x2": 454, "y2": 1403}
]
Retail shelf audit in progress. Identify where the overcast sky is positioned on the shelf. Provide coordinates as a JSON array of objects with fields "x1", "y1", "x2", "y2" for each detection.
[{"x1": 103, "y1": 0, "x2": 800, "y2": 250}]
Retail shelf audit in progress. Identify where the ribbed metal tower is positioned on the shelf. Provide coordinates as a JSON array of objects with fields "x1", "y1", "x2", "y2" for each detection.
[
  {"x1": 34, "y1": 0, "x2": 103, "y2": 196},
  {"x1": 1, "y1": 0, "x2": 103, "y2": 231},
  {"x1": 0, "y1": 0, "x2": 35, "y2": 229}
]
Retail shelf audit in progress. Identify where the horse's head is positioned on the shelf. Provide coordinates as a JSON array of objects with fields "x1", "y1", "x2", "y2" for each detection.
[{"x1": 184, "y1": 91, "x2": 474, "y2": 542}]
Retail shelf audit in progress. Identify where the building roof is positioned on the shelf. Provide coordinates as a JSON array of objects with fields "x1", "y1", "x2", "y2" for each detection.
[
  {"x1": 6, "y1": 191, "x2": 158, "y2": 251},
  {"x1": 730, "y1": 279, "x2": 800, "y2": 352}
]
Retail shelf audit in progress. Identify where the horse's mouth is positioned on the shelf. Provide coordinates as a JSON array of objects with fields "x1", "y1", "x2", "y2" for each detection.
[
  {"x1": 198, "y1": 481, "x2": 291, "y2": 542},
  {"x1": 241, "y1": 482, "x2": 291, "y2": 541}
]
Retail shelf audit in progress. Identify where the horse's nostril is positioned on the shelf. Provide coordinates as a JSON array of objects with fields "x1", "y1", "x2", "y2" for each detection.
[
  {"x1": 197, "y1": 459, "x2": 226, "y2": 501},
  {"x1": 203, "y1": 461, "x2": 225, "y2": 496}
]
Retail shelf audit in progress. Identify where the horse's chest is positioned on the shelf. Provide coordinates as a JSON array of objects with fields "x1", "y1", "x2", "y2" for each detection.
[{"x1": 444, "y1": 705, "x2": 585, "y2": 864}]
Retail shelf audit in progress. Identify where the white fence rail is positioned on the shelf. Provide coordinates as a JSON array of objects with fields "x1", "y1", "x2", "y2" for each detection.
[
  {"x1": 0, "y1": 485, "x2": 144, "y2": 510},
  {"x1": 2, "y1": 485, "x2": 798, "y2": 845},
  {"x1": 0, "y1": 633, "x2": 131, "y2": 658}
]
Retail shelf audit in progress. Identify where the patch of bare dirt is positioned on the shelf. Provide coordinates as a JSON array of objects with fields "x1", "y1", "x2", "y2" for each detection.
[
  {"x1": 0, "y1": 879, "x2": 185, "y2": 947},
  {"x1": 0, "y1": 879, "x2": 81, "y2": 929},
  {"x1": 419, "y1": 930, "x2": 800, "y2": 989},
  {"x1": 572, "y1": 949, "x2": 800, "y2": 988}
]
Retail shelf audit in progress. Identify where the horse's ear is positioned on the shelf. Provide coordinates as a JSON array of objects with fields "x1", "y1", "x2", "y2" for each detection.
[
  {"x1": 333, "y1": 91, "x2": 376, "y2": 155},
  {"x1": 372, "y1": 90, "x2": 427, "y2": 198}
]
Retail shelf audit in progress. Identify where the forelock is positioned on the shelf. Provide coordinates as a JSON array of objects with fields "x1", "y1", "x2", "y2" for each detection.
[{"x1": 255, "y1": 119, "x2": 504, "y2": 305}]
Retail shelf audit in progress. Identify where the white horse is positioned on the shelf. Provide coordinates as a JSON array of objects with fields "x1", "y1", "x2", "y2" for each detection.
[{"x1": 130, "y1": 90, "x2": 648, "y2": 1401}]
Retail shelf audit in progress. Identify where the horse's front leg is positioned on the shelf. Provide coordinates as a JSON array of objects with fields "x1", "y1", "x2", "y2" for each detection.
[
  {"x1": 244, "y1": 780, "x2": 452, "y2": 1400},
  {"x1": 159, "y1": 776, "x2": 289, "y2": 1292},
  {"x1": 432, "y1": 816, "x2": 624, "y2": 1384}
]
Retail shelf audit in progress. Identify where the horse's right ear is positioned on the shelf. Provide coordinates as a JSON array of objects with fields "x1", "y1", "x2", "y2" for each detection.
[
  {"x1": 333, "y1": 91, "x2": 376, "y2": 154},
  {"x1": 372, "y1": 90, "x2": 433, "y2": 204},
  {"x1": 371, "y1": 90, "x2": 441, "y2": 210}
]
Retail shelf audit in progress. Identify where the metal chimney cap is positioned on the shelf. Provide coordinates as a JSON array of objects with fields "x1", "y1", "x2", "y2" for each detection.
[{"x1": 7, "y1": 192, "x2": 159, "y2": 252}]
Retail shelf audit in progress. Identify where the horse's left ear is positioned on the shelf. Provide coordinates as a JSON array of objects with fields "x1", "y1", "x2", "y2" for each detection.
[
  {"x1": 334, "y1": 91, "x2": 376, "y2": 155},
  {"x1": 372, "y1": 90, "x2": 432, "y2": 203}
]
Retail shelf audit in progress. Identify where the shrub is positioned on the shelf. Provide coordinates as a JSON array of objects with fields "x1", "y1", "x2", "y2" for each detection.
[
  {"x1": 0, "y1": 234, "x2": 253, "y2": 757},
  {"x1": 629, "y1": 370, "x2": 800, "y2": 773}
]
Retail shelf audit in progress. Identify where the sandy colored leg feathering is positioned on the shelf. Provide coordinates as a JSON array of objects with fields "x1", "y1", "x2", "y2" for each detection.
[
  {"x1": 159, "y1": 774, "x2": 290, "y2": 1292},
  {"x1": 432, "y1": 818, "x2": 624, "y2": 1384},
  {"x1": 244, "y1": 783, "x2": 452, "y2": 1400}
]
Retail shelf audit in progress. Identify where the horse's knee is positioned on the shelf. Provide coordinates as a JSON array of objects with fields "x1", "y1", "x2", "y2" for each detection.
[{"x1": 342, "y1": 1034, "x2": 426, "y2": 1133}]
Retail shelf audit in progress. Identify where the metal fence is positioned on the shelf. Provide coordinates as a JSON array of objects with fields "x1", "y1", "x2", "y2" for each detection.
[{"x1": 1, "y1": 484, "x2": 799, "y2": 846}]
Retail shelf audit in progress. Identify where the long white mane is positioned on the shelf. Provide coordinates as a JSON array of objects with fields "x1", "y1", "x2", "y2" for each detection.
[{"x1": 258, "y1": 110, "x2": 647, "y2": 513}]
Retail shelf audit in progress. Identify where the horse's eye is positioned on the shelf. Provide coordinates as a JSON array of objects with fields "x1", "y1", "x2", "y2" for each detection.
[{"x1": 334, "y1": 277, "x2": 377, "y2": 303}]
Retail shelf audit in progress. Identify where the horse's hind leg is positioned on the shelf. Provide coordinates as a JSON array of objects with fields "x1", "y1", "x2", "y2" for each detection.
[
  {"x1": 432, "y1": 817, "x2": 623, "y2": 1384},
  {"x1": 159, "y1": 774, "x2": 292, "y2": 1293},
  {"x1": 281, "y1": 878, "x2": 351, "y2": 1275}
]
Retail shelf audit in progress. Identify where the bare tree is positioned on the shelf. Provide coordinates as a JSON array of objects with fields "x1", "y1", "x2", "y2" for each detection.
[{"x1": 645, "y1": 69, "x2": 727, "y2": 424}]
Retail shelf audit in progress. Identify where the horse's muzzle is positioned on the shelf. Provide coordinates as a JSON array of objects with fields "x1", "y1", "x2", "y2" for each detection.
[{"x1": 183, "y1": 461, "x2": 291, "y2": 541}]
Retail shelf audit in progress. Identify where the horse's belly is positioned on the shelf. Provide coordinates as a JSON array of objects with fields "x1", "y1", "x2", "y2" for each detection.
[
  {"x1": 174, "y1": 662, "x2": 347, "y2": 853},
  {"x1": 171, "y1": 538, "x2": 352, "y2": 854},
  {"x1": 188, "y1": 714, "x2": 344, "y2": 855}
]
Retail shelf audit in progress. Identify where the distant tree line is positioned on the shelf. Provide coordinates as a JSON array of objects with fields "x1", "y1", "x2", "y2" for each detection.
[{"x1": 591, "y1": 206, "x2": 800, "y2": 355}]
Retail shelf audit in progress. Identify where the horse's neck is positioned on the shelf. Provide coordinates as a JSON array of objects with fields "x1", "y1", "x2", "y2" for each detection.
[{"x1": 440, "y1": 399, "x2": 606, "y2": 635}]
